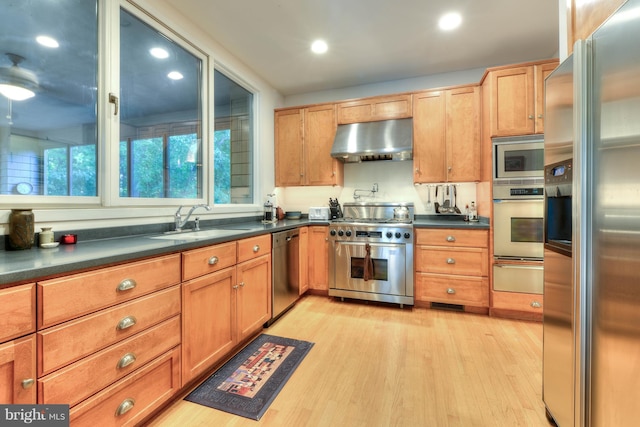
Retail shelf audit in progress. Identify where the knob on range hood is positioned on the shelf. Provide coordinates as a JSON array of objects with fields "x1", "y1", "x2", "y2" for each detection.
[{"x1": 330, "y1": 118, "x2": 413, "y2": 163}]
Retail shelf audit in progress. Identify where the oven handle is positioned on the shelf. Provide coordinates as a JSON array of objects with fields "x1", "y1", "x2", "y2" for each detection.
[
  {"x1": 494, "y1": 264, "x2": 543, "y2": 270},
  {"x1": 493, "y1": 199, "x2": 544, "y2": 203}
]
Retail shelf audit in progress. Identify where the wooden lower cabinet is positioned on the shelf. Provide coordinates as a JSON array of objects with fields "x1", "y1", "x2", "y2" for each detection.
[
  {"x1": 308, "y1": 226, "x2": 329, "y2": 291},
  {"x1": 69, "y1": 347, "x2": 181, "y2": 427},
  {"x1": 236, "y1": 254, "x2": 272, "y2": 341},
  {"x1": 38, "y1": 316, "x2": 181, "y2": 406},
  {"x1": 299, "y1": 227, "x2": 309, "y2": 295},
  {"x1": 182, "y1": 267, "x2": 236, "y2": 385},
  {"x1": 181, "y1": 235, "x2": 272, "y2": 387},
  {"x1": 491, "y1": 291, "x2": 544, "y2": 320},
  {"x1": 415, "y1": 228, "x2": 489, "y2": 308},
  {"x1": 0, "y1": 335, "x2": 36, "y2": 404}
]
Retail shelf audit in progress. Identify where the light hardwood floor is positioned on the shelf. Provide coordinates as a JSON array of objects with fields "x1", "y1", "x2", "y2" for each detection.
[{"x1": 148, "y1": 295, "x2": 549, "y2": 427}]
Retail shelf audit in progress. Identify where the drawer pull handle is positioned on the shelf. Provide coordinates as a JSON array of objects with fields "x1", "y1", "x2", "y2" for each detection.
[
  {"x1": 208, "y1": 256, "x2": 219, "y2": 265},
  {"x1": 531, "y1": 301, "x2": 542, "y2": 309},
  {"x1": 446, "y1": 258, "x2": 456, "y2": 264},
  {"x1": 116, "y1": 316, "x2": 137, "y2": 330},
  {"x1": 117, "y1": 278, "x2": 137, "y2": 292},
  {"x1": 233, "y1": 283, "x2": 239, "y2": 289},
  {"x1": 446, "y1": 288, "x2": 456, "y2": 295},
  {"x1": 117, "y1": 352, "x2": 137, "y2": 369},
  {"x1": 115, "y1": 398, "x2": 135, "y2": 417},
  {"x1": 21, "y1": 378, "x2": 34, "y2": 389},
  {"x1": 253, "y1": 245, "x2": 260, "y2": 253},
  {"x1": 446, "y1": 236, "x2": 456, "y2": 242},
  {"x1": 239, "y1": 281, "x2": 245, "y2": 287}
]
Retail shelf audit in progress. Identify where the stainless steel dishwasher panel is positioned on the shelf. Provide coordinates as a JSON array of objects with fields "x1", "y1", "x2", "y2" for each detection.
[{"x1": 267, "y1": 229, "x2": 300, "y2": 326}]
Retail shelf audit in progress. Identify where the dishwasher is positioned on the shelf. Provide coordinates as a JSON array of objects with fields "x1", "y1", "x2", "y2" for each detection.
[{"x1": 266, "y1": 228, "x2": 300, "y2": 326}]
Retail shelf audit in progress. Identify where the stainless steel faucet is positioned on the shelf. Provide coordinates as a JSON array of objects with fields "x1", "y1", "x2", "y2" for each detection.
[{"x1": 174, "y1": 204, "x2": 211, "y2": 231}]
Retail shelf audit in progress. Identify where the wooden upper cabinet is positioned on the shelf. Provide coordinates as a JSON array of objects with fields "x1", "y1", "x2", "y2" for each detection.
[
  {"x1": 569, "y1": 0, "x2": 625, "y2": 53},
  {"x1": 413, "y1": 85, "x2": 480, "y2": 183},
  {"x1": 274, "y1": 104, "x2": 342, "y2": 187},
  {"x1": 489, "y1": 66, "x2": 534, "y2": 136},
  {"x1": 413, "y1": 90, "x2": 446, "y2": 183},
  {"x1": 274, "y1": 108, "x2": 304, "y2": 186},
  {"x1": 535, "y1": 61, "x2": 559, "y2": 134},
  {"x1": 486, "y1": 60, "x2": 559, "y2": 137},
  {"x1": 446, "y1": 85, "x2": 481, "y2": 182},
  {"x1": 304, "y1": 104, "x2": 342, "y2": 186},
  {"x1": 337, "y1": 94, "x2": 412, "y2": 124}
]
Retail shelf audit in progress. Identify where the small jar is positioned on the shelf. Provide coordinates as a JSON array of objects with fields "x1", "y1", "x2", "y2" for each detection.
[
  {"x1": 40, "y1": 227, "x2": 54, "y2": 246},
  {"x1": 9, "y1": 209, "x2": 35, "y2": 250}
]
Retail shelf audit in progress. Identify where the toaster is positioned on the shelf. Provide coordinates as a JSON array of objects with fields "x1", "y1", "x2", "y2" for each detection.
[{"x1": 308, "y1": 207, "x2": 330, "y2": 220}]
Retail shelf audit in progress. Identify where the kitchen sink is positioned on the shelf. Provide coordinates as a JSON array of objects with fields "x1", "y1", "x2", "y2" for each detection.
[{"x1": 148, "y1": 229, "x2": 241, "y2": 241}]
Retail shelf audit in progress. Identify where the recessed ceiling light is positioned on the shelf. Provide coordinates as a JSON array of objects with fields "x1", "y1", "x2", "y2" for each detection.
[
  {"x1": 149, "y1": 47, "x2": 169, "y2": 59},
  {"x1": 36, "y1": 35, "x2": 59, "y2": 48},
  {"x1": 438, "y1": 12, "x2": 462, "y2": 31},
  {"x1": 167, "y1": 71, "x2": 183, "y2": 80},
  {"x1": 311, "y1": 39, "x2": 328, "y2": 54}
]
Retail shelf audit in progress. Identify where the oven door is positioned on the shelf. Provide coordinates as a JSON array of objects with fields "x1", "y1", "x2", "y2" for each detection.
[
  {"x1": 332, "y1": 241, "x2": 406, "y2": 296},
  {"x1": 493, "y1": 200, "x2": 544, "y2": 259}
]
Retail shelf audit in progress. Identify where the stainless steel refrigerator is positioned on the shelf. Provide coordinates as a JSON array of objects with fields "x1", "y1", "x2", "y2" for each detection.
[{"x1": 543, "y1": 0, "x2": 640, "y2": 425}]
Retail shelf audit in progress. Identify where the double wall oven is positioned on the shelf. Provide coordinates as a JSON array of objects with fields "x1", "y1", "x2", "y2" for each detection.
[
  {"x1": 492, "y1": 136, "x2": 545, "y2": 294},
  {"x1": 328, "y1": 202, "x2": 414, "y2": 307}
]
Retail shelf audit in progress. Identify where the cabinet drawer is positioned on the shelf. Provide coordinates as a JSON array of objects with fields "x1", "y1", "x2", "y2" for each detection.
[
  {"x1": 69, "y1": 346, "x2": 181, "y2": 427},
  {"x1": 492, "y1": 290, "x2": 544, "y2": 313},
  {"x1": 416, "y1": 228, "x2": 488, "y2": 248},
  {"x1": 416, "y1": 273, "x2": 488, "y2": 307},
  {"x1": 237, "y1": 234, "x2": 271, "y2": 263},
  {"x1": 38, "y1": 315, "x2": 180, "y2": 406},
  {"x1": 416, "y1": 246, "x2": 488, "y2": 276},
  {"x1": 0, "y1": 283, "x2": 35, "y2": 342},
  {"x1": 182, "y1": 241, "x2": 237, "y2": 281},
  {"x1": 38, "y1": 286, "x2": 180, "y2": 376},
  {"x1": 38, "y1": 254, "x2": 181, "y2": 329}
]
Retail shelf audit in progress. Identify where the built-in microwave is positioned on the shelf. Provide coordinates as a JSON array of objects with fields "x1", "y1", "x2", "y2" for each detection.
[{"x1": 493, "y1": 135, "x2": 545, "y2": 181}]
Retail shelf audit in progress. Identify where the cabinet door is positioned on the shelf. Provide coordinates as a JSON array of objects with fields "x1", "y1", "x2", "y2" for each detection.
[
  {"x1": 275, "y1": 108, "x2": 304, "y2": 186},
  {"x1": 337, "y1": 94, "x2": 412, "y2": 124},
  {"x1": 181, "y1": 267, "x2": 236, "y2": 385},
  {"x1": 446, "y1": 86, "x2": 481, "y2": 182},
  {"x1": 308, "y1": 226, "x2": 329, "y2": 291},
  {"x1": 0, "y1": 283, "x2": 35, "y2": 342},
  {"x1": 413, "y1": 90, "x2": 446, "y2": 183},
  {"x1": 299, "y1": 227, "x2": 309, "y2": 295},
  {"x1": 490, "y1": 66, "x2": 534, "y2": 136},
  {"x1": 534, "y1": 61, "x2": 559, "y2": 133},
  {"x1": 236, "y1": 254, "x2": 272, "y2": 342},
  {"x1": 304, "y1": 104, "x2": 342, "y2": 186},
  {"x1": 0, "y1": 335, "x2": 36, "y2": 404}
]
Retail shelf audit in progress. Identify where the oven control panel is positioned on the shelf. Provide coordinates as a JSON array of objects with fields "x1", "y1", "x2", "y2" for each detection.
[{"x1": 329, "y1": 226, "x2": 413, "y2": 242}]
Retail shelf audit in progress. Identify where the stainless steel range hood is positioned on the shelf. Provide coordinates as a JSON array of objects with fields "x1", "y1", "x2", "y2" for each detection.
[{"x1": 330, "y1": 118, "x2": 413, "y2": 163}]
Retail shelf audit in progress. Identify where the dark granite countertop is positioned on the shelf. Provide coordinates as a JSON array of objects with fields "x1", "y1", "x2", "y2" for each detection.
[{"x1": 0, "y1": 215, "x2": 488, "y2": 286}]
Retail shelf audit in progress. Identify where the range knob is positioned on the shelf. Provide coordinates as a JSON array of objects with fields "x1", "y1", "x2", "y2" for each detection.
[
  {"x1": 330, "y1": 229, "x2": 337, "y2": 236},
  {"x1": 338, "y1": 230, "x2": 344, "y2": 236},
  {"x1": 345, "y1": 230, "x2": 352, "y2": 237},
  {"x1": 395, "y1": 232, "x2": 401, "y2": 239},
  {"x1": 386, "y1": 231, "x2": 393, "y2": 238},
  {"x1": 404, "y1": 232, "x2": 411, "y2": 239}
]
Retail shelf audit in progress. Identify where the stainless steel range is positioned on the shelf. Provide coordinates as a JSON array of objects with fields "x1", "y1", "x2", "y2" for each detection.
[{"x1": 328, "y1": 202, "x2": 414, "y2": 307}]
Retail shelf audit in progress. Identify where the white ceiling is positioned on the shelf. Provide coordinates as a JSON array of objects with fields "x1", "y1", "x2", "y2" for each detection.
[{"x1": 166, "y1": 0, "x2": 560, "y2": 96}]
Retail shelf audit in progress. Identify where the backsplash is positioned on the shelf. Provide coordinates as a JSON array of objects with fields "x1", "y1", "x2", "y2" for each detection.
[{"x1": 274, "y1": 161, "x2": 478, "y2": 216}]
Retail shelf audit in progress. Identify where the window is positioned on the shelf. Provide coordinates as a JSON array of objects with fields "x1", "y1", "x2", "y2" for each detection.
[
  {"x1": 117, "y1": 7, "x2": 203, "y2": 201},
  {"x1": 0, "y1": 1, "x2": 256, "y2": 207},
  {"x1": 213, "y1": 70, "x2": 253, "y2": 204},
  {"x1": 0, "y1": 0, "x2": 98, "y2": 197}
]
